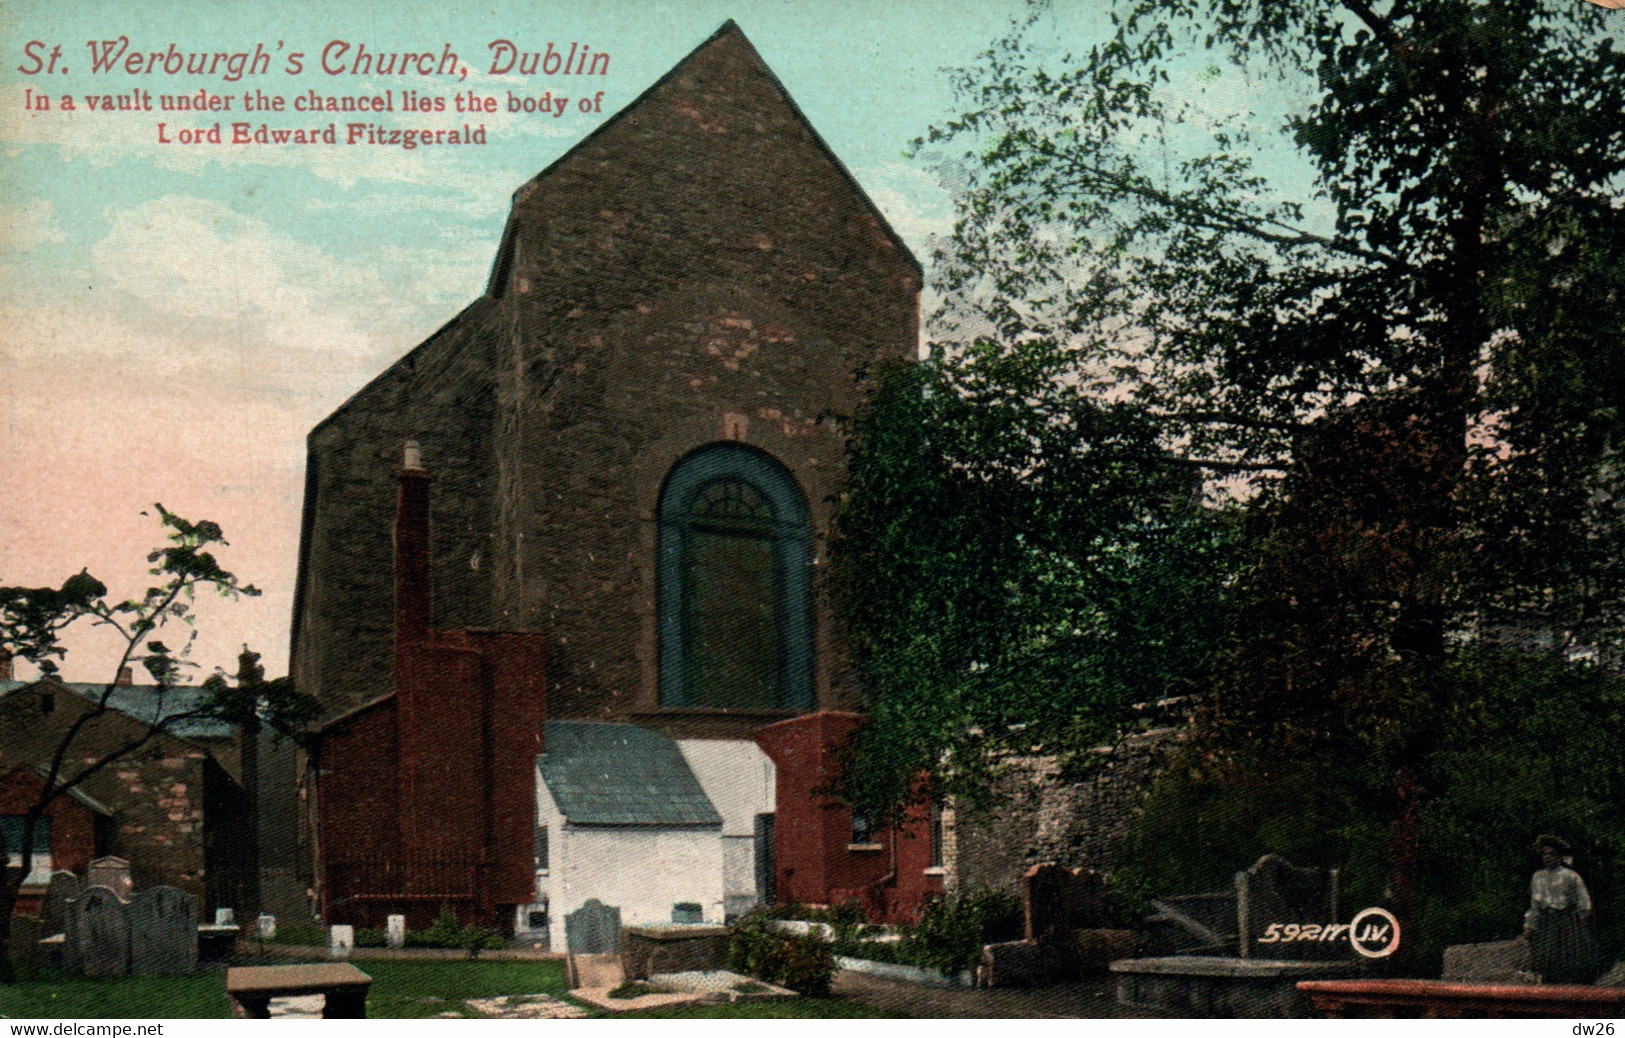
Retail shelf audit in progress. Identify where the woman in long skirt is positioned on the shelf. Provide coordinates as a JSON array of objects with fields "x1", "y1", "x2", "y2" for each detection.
[{"x1": 1521, "y1": 835, "x2": 1601, "y2": 985}]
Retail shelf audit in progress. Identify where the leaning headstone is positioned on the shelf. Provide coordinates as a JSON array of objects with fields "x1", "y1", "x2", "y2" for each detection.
[
  {"x1": 564, "y1": 899, "x2": 621, "y2": 954},
  {"x1": 40, "y1": 871, "x2": 81, "y2": 938},
  {"x1": 78, "y1": 885, "x2": 131, "y2": 978},
  {"x1": 257, "y1": 914, "x2": 277, "y2": 941},
  {"x1": 1598, "y1": 960, "x2": 1625, "y2": 988},
  {"x1": 128, "y1": 886, "x2": 198, "y2": 976},
  {"x1": 215, "y1": 908, "x2": 236, "y2": 927},
  {"x1": 328, "y1": 924, "x2": 355, "y2": 959},
  {"x1": 386, "y1": 915, "x2": 406, "y2": 949},
  {"x1": 86, "y1": 857, "x2": 133, "y2": 900},
  {"x1": 1235, "y1": 854, "x2": 1342, "y2": 961}
]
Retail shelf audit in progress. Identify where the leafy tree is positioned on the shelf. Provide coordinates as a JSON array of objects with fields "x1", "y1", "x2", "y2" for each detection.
[
  {"x1": 900, "y1": 0, "x2": 1623, "y2": 926},
  {"x1": 0, "y1": 506, "x2": 315, "y2": 982},
  {"x1": 829, "y1": 356, "x2": 1235, "y2": 816}
]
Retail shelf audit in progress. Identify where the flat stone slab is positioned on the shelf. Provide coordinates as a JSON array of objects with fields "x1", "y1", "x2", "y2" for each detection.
[
  {"x1": 568, "y1": 986, "x2": 705, "y2": 1014},
  {"x1": 464, "y1": 994, "x2": 590, "y2": 1019},
  {"x1": 648, "y1": 969, "x2": 795, "y2": 1000},
  {"x1": 623, "y1": 924, "x2": 728, "y2": 940},
  {"x1": 836, "y1": 956, "x2": 976, "y2": 989},
  {"x1": 1114, "y1": 955, "x2": 1367, "y2": 1018},
  {"x1": 226, "y1": 963, "x2": 373, "y2": 996},
  {"x1": 1111, "y1": 956, "x2": 1359, "y2": 978},
  {"x1": 226, "y1": 963, "x2": 373, "y2": 1020}
]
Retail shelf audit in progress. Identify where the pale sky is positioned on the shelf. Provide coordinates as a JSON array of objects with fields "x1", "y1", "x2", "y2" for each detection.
[{"x1": 0, "y1": 0, "x2": 1314, "y2": 683}]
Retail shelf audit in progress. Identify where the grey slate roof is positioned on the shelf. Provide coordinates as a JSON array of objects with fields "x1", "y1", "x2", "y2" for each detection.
[
  {"x1": 0, "y1": 679, "x2": 236, "y2": 740},
  {"x1": 540, "y1": 721, "x2": 722, "y2": 827}
]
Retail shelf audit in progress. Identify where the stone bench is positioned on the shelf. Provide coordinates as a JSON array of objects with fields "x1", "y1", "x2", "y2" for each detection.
[
  {"x1": 225, "y1": 963, "x2": 373, "y2": 1019},
  {"x1": 1298, "y1": 978, "x2": 1625, "y2": 1018}
]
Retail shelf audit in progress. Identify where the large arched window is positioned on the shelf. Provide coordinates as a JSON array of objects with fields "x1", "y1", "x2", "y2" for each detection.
[{"x1": 657, "y1": 444, "x2": 812, "y2": 710}]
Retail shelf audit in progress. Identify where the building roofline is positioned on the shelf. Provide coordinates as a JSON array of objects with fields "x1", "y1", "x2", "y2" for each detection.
[
  {"x1": 313, "y1": 691, "x2": 396, "y2": 734},
  {"x1": 492, "y1": 19, "x2": 922, "y2": 285}
]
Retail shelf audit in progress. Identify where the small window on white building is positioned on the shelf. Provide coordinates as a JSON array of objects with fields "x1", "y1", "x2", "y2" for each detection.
[
  {"x1": 929, "y1": 804, "x2": 945, "y2": 869},
  {"x1": 533, "y1": 823, "x2": 549, "y2": 872},
  {"x1": 2, "y1": 816, "x2": 51, "y2": 884}
]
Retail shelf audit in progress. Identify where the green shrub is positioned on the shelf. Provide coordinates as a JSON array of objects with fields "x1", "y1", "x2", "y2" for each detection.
[
  {"x1": 405, "y1": 910, "x2": 505, "y2": 952},
  {"x1": 1119, "y1": 648, "x2": 1625, "y2": 975},
  {"x1": 728, "y1": 910, "x2": 835, "y2": 996},
  {"x1": 899, "y1": 889, "x2": 1023, "y2": 975}
]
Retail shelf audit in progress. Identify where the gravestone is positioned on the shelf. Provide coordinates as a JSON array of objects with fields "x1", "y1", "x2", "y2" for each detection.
[
  {"x1": 1235, "y1": 855, "x2": 1342, "y2": 961},
  {"x1": 86, "y1": 857, "x2": 133, "y2": 899},
  {"x1": 40, "y1": 871, "x2": 81, "y2": 938},
  {"x1": 564, "y1": 899, "x2": 621, "y2": 954},
  {"x1": 78, "y1": 885, "x2": 132, "y2": 978},
  {"x1": 386, "y1": 914, "x2": 406, "y2": 949},
  {"x1": 128, "y1": 886, "x2": 198, "y2": 976},
  {"x1": 215, "y1": 908, "x2": 236, "y2": 927},
  {"x1": 328, "y1": 924, "x2": 355, "y2": 959},
  {"x1": 10, "y1": 916, "x2": 42, "y2": 973},
  {"x1": 257, "y1": 914, "x2": 277, "y2": 940},
  {"x1": 1022, "y1": 864, "x2": 1107, "y2": 944},
  {"x1": 1441, "y1": 940, "x2": 1534, "y2": 983}
]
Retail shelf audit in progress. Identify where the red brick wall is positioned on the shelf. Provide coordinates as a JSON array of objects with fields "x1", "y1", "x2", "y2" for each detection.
[
  {"x1": 754, "y1": 713, "x2": 942, "y2": 924},
  {"x1": 474, "y1": 632, "x2": 548, "y2": 906},
  {"x1": 3, "y1": 768, "x2": 96, "y2": 916},
  {"x1": 396, "y1": 639, "x2": 488, "y2": 864},
  {"x1": 315, "y1": 698, "x2": 399, "y2": 924}
]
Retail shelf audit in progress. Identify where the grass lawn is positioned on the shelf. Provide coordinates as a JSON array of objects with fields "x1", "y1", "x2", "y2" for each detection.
[
  {"x1": 0, "y1": 960, "x2": 901, "y2": 1019},
  {"x1": 0, "y1": 960, "x2": 569, "y2": 1020},
  {"x1": 614, "y1": 998, "x2": 898, "y2": 1019}
]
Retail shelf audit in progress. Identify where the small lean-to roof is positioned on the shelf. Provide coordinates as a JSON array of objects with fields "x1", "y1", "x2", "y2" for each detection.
[
  {"x1": 0, "y1": 679, "x2": 235, "y2": 740},
  {"x1": 540, "y1": 721, "x2": 722, "y2": 827}
]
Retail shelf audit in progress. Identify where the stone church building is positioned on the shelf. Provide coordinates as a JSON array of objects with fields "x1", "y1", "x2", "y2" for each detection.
[{"x1": 291, "y1": 22, "x2": 944, "y2": 941}]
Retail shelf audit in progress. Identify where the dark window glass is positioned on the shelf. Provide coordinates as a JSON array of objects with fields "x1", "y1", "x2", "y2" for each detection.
[
  {"x1": 657, "y1": 444, "x2": 813, "y2": 711},
  {"x1": 1, "y1": 816, "x2": 50, "y2": 857},
  {"x1": 533, "y1": 824, "x2": 549, "y2": 870},
  {"x1": 683, "y1": 480, "x2": 778, "y2": 708},
  {"x1": 851, "y1": 811, "x2": 873, "y2": 846}
]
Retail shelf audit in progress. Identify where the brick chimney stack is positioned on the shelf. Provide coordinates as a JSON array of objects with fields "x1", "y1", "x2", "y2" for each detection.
[
  {"x1": 395, "y1": 440, "x2": 432, "y2": 643},
  {"x1": 115, "y1": 665, "x2": 134, "y2": 687},
  {"x1": 0, "y1": 648, "x2": 13, "y2": 683}
]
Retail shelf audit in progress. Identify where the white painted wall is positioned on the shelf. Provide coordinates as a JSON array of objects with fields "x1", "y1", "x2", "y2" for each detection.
[
  {"x1": 676, "y1": 740, "x2": 775, "y2": 836},
  {"x1": 678, "y1": 739, "x2": 776, "y2": 914},
  {"x1": 535, "y1": 768, "x2": 726, "y2": 951}
]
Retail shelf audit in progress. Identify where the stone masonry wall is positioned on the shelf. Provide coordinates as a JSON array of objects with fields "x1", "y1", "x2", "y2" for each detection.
[
  {"x1": 0, "y1": 683, "x2": 215, "y2": 906},
  {"x1": 492, "y1": 25, "x2": 918, "y2": 735},
  {"x1": 292, "y1": 25, "x2": 921, "y2": 741},
  {"x1": 949, "y1": 729, "x2": 1177, "y2": 897},
  {"x1": 292, "y1": 302, "x2": 502, "y2": 718}
]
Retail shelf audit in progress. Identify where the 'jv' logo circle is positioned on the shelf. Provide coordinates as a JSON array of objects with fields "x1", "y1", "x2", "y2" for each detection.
[{"x1": 1348, "y1": 907, "x2": 1401, "y2": 958}]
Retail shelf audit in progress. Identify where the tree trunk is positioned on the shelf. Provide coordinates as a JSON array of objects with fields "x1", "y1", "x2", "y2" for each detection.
[{"x1": 1386, "y1": 763, "x2": 1421, "y2": 954}]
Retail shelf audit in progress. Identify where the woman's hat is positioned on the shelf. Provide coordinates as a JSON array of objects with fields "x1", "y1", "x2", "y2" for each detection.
[{"x1": 1535, "y1": 834, "x2": 1572, "y2": 856}]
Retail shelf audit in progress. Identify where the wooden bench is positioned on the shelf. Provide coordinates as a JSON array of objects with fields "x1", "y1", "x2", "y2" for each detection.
[
  {"x1": 225, "y1": 963, "x2": 373, "y2": 1019},
  {"x1": 1298, "y1": 978, "x2": 1625, "y2": 1018}
]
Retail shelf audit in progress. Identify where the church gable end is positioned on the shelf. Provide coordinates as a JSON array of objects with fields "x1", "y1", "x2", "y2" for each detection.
[{"x1": 293, "y1": 20, "x2": 921, "y2": 739}]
